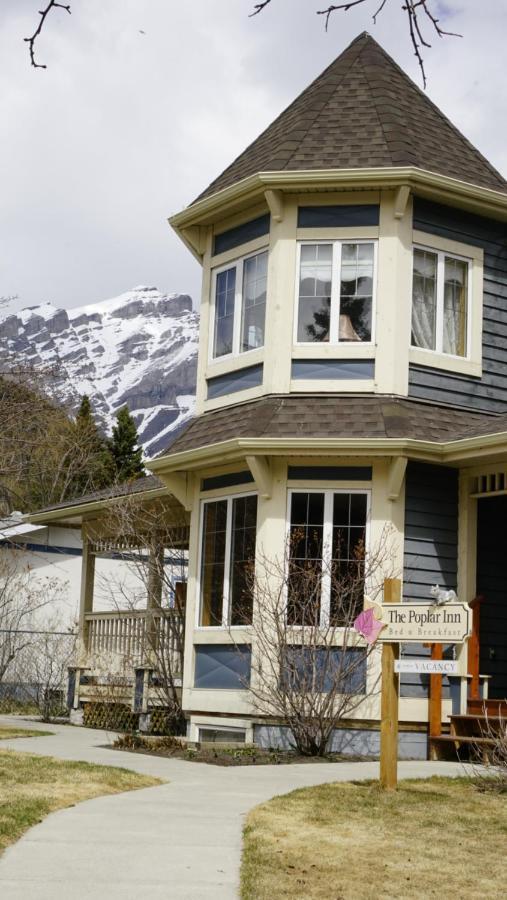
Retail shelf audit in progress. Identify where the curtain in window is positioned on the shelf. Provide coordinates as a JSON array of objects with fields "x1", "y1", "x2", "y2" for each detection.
[
  {"x1": 443, "y1": 256, "x2": 467, "y2": 357},
  {"x1": 339, "y1": 243, "x2": 374, "y2": 342},
  {"x1": 411, "y1": 249, "x2": 437, "y2": 350}
]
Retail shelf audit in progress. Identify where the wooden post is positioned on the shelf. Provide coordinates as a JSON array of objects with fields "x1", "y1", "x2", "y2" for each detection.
[
  {"x1": 380, "y1": 577, "x2": 401, "y2": 791},
  {"x1": 428, "y1": 643, "x2": 443, "y2": 737},
  {"x1": 468, "y1": 595, "x2": 484, "y2": 702},
  {"x1": 78, "y1": 538, "x2": 95, "y2": 665}
]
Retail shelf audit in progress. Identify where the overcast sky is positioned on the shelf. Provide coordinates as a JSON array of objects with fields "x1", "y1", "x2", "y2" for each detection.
[{"x1": 2, "y1": 0, "x2": 507, "y2": 314}]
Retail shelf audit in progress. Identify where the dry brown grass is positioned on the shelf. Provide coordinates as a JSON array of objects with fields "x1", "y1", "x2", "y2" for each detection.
[
  {"x1": 241, "y1": 777, "x2": 507, "y2": 900},
  {"x1": 0, "y1": 726, "x2": 52, "y2": 740},
  {"x1": 0, "y1": 749, "x2": 161, "y2": 853}
]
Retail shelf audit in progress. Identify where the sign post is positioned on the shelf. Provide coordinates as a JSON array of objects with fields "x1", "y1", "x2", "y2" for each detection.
[
  {"x1": 372, "y1": 587, "x2": 472, "y2": 791},
  {"x1": 380, "y1": 578, "x2": 400, "y2": 791}
]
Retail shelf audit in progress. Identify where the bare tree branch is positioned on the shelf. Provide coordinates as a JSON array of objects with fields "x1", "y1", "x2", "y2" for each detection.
[
  {"x1": 250, "y1": 0, "x2": 273, "y2": 17},
  {"x1": 252, "y1": 0, "x2": 462, "y2": 87},
  {"x1": 24, "y1": 1, "x2": 71, "y2": 70}
]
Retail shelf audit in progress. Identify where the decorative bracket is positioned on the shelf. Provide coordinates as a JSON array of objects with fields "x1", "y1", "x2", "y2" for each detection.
[
  {"x1": 387, "y1": 456, "x2": 407, "y2": 501},
  {"x1": 246, "y1": 455, "x2": 273, "y2": 499},
  {"x1": 161, "y1": 472, "x2": 194, "y2": 511},
  {"x1": 394, "y1": 185, "x2": 410, "y2": 220},
  {"x1": 181, "y1": 225, "x2": 208, "y2": 257},
  {"x1": 264, "y1": 189, "x2": 284, "y2": 223}
]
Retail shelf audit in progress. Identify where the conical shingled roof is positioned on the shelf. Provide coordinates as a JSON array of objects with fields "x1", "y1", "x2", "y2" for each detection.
[{"x1": 196, "y1": 32, "x2": 507, "y2": 202}]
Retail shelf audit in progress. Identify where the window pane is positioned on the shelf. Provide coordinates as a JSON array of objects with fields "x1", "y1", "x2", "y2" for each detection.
[
  {"x1": 411, "y1": 249, "x2": 437, "y2": 350},
  {"x1": 298, "y1": 244, "x2": 332, "y2": 342},
  {"x1": 339, "y1": 243, "x2": 374, "y2": 342},
  {"x1": 331, "y1": 492, "x2": 367, "y2": 625},
  {"x1": 213, "y1": 267, "x2": 236, "y2": 357},
  {"x1": 288, "y1": 492, "x2": 324, "y2": 625},
  {"x1": 443, "y1": 256, "x2": 468, "y2": 357},
  {"x1": 200, "y1": 501, "x2": 228, "y2": 626},
  {"x1": 229, "y1": 495, "x2": 258, "y2": 625},
  {"x1": 241, "y1": 251, "x2": 267, "y2": 352}
]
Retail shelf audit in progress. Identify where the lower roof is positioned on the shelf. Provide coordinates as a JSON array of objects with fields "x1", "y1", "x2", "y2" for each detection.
[{"x1": 157, "y1": 394, "x2": 501, "y2": 458}]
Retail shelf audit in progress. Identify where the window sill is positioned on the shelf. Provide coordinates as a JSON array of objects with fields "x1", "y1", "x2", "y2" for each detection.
[
  {"x1": 409, "y1": 346, "x2": 482, "y2": 378},
  {"x1": 289, "y1": 379, "x2": 375, "y2": 393},
  {"x1": 206, "y1": 347, "x2": 264, "y2": 378},
  {"x1": 292, "y1": 344, "x2": 376, "y2": 359}
]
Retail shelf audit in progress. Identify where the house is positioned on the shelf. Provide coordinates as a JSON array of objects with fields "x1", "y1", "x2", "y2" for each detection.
[{"x1": 28, "y1": 33, "x2": 507, "y2": 756}]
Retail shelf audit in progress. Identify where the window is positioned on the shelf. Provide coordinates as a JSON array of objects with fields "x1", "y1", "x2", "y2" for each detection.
[
  {"x1": 198, "y1": 727, "x2": 246, "y2": 743},
  {"x1": 212, "y1": 250, "x2": 268, "y2": 359},
  {"x1": 287, "y1": 490, "x2": 368, "y2": 627},
  {"x1": 199, "y1": 494, "x2": 258, "y2": 626},
  {"x1": 296, "y1": 241, "x2": 376, "y2": 344},
  {"x1": 412, "y1": 246, "x2": 470, "y2": 358}
]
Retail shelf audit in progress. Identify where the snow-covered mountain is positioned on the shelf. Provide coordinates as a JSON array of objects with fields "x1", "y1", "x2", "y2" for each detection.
[{"x1": 0, "y1": 287, "x2": 199, "y2": 456}]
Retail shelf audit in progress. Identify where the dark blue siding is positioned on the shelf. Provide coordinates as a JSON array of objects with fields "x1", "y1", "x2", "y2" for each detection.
[
  {"x1": 207, "y1": 364, "x2": 263, "y2": 399},
  {"x1": 402, "y1": 461, "x2": 459, "y2": 698},
  {"x1": 298, "y1": 204, "x2": 379, "y2": 228},
  {"x1": 291, "y1": 359, "x2": 375, "y2": 380},
  {"x1": 409, "y1": 197, "x2": 507, "y2": 412},
  {"x1": 213, "y1": 215, "x2": 270, "y2": 256}
]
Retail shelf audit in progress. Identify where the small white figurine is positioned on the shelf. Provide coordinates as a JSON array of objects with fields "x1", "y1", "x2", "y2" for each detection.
[{"x1": 430, "y1": 584, "x2": 457, "y2": 606}]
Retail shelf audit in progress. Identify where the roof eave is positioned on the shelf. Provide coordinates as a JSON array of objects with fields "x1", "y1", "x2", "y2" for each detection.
[
  {"x1": 148, "y1": 430, "x2": 507, "y2": 474},
  {"x1": 25, "y1": 486, "x2": 171, "y2": 527},
  {"x1": 169, "y1": 167, "x2": 507, "y2": 248}
]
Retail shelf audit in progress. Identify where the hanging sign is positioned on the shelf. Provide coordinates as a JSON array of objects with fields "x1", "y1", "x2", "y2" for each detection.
[
  {"x1": 377, "y1": 602, "x2": 471, "y2": 644},
  {"x1": 394, "y1": 659, "x2": 459, "y2": 675}
]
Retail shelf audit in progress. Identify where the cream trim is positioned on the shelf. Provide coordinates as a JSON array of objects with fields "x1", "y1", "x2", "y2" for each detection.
[
  {"x1": 295, "y1": 226, "x2": 379, "y2": 240},
  {"x1": 289, "y1": 379, "x2": 374, "y2": 393},
  {"x1": 413, "y1": 230, "x2": 484, "y2": 261},
  {"x1": 149, "y1": 432, "x2": 507, "y2": 474},
  {"x1": 410, "y1": 230, "x2": 483, "y2": 376},
  {"x1": 205, "y1": 347, "x2": 264, "y2": 379},
  {"x1": 374, "y1": 191, "x2": 413, "y2": 395},
  {"x1": 291, "y1": 344, "x2": 375, "y2": 360},
  {"x1": 170, "y1": 167, "x2": 507, "y2": 233},
  {"x1": 203, "y1": 383, "x2": 265, "y2": 412},
  {"x1": 210, "y1": 234, "x2": 269, "y2": 268}
]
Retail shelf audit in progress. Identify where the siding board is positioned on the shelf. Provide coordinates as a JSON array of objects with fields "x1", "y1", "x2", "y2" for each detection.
[
  {"x1": 410, "y1": 198, "x2": 507, "y2": 412},
  {"x1": 401, "y1": 461, "x2": 458, "y2": 699}
]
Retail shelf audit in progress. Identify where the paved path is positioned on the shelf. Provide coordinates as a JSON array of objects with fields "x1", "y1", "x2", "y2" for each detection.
[{"x1": 0, "y1": 715, "x2": 468, "y2": 899}]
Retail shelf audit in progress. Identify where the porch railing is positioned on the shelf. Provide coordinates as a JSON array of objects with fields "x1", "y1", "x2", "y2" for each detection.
[{"x1": 85, "y1": 609, "x2": 183, "y2": 675}]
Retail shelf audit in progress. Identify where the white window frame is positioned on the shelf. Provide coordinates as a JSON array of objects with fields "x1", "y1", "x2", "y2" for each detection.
[
  {"x1": 294, "y1": 239, "x2": 378, "y2": 347},
  {"x1": 411, "y1": 243, "x2": 472, "y2": 359},
  {"x1": 209, "y1": 248, "x2": 268, "y2": 362},
  {"x1": 196, "y1": 491, "x2": 258, "y2": 629},
  {"x1": 285, "y1": 488, "x2": 371, "y2": 628}
]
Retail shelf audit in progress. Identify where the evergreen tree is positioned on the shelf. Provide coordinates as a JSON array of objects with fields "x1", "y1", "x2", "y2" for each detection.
[
  {"x1": 73, "y1": 394, "x2": 115, "y2": 494},
  {"x1": 111, "y1": 405, "x2": 144, "y2": 482},
  {"x1": 77, "y1": 394, "x2": 94, "y2": 422}
]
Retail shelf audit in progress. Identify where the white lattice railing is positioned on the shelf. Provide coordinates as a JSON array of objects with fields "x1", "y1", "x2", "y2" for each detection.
[{"x1": 85, "y1": 610, "x2": 183, "y2": 675}]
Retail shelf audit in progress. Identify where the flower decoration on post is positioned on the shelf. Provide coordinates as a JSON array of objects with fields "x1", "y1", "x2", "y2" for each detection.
[{"x1": 353, "y1": 596, "x2": 386, "y2": 645}]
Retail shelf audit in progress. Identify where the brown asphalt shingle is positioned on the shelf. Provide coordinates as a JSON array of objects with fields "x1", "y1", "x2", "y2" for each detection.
[
  {"x1": 195, "y1": 33, "x2": 507, "y2": 202},
  {"x1": 159, "y1": 395, "x2": 500, "y2": 456}
]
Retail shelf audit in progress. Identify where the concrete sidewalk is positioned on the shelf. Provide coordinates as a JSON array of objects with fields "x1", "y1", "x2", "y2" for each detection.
[{"x1": 0, "y1": 715, "x2": 468, "y2": 899}]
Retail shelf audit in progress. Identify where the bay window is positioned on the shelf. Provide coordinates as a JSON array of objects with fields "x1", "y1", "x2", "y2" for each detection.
[
  {"x1": 212, "y1": 250, "x2": 268, "y2": 359},
  {"x1": 199, "y1": 494, "x2": 257, "y2": 626},
  {"x1": 287, "y1": 490, "x2": 368, "y2": 627},
  {"x1": 296, "y1": 241, "x2": 376, "y2": 344},
  {"x1": 411, "y1": 246, "x2": 470, "y2": 358}
]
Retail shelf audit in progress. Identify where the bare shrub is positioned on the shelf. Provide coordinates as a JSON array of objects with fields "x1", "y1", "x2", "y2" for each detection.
[{"x1": 231, "y1": 526, "x2": 397, "y2": 756}]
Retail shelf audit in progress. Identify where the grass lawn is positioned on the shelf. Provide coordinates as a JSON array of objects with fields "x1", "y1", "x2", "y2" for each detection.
[
  {"x1": 242, "y1": 777, "x2": 507, "y2": 900},
  {"x1": 0, "y1": 749, "x2": 162, "y2": 853},
  {"x1": 0, "y1": 726, "x2": 53, "y2": 740}
]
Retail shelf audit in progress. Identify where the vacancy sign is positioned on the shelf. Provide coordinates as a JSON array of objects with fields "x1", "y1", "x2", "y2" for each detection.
[
  {"x1": 394, "y1": 659, "x2": 458, "y2": 675},
  {"x1": 377, "y1": 602, "x2": 472, "y2": 644}
]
